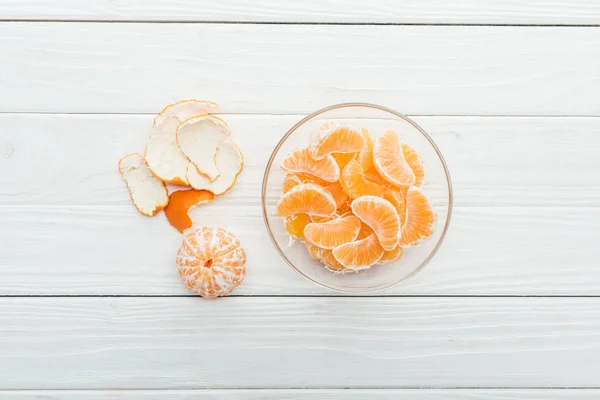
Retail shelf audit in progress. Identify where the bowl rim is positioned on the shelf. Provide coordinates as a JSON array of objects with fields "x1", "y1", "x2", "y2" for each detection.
[{"x1": 261, "y1": 102, "x2": 453, "y2": 294}]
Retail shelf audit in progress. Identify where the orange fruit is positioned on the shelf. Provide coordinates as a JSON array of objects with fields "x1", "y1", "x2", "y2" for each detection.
[
  {"x1": 284, "y1": 213, "x2": 311, "y2": 239},
  {"x1": 340, "y1": 160, "x2": 385, "y2": 199},
  {"x1": 324, "y1": 181, "x2": 349, "y2": 209},
  {"x1": 364, "y1": 168, "x2": 389, "y2": 187},
  {"x1": 281, "y1": 147, "x2": 340, "y2": 183},
  {"x1": 357, "y1": 128, "x2": 374, "y2": 171},
  {"x1": 332, "y1": 234, "x2": 384, "y2": 270},
  {"x1": 164, "y1": 189, "x2": 215, "y2": 233},
  {"x1": 332, "y1": 152, "x2": 357, "y2": 171},
  {"x1": 304, "y1": 215, "x2": 361, "y2": 249},
  {"x1": 118, "y1": 153, "x2": 169, "y2": 217},
  {"x1": 282, "y1": 174, "x2": 303, "y2": 193},
  {"x1": 310, "y1": 125, "x2": 365, "y2": 160},
  {"x1": 351, "y1": 196, "x2": 400, "y2": 251},
  {"x1": 176, "y1": 226, "x2": 246, "y2": 298},
  {"x1": 402, "y1": 143, "x2": 425, "y2": 187},
  {"x1": 373, "y1": 130, "x2": 416, "y2": 187},
  {"x1": 383, "y1": 188, "x2": 407, "y2": 226},
  {"x1": 306, "y1": 242, "x2": 322, "y2": 260},
  {"x1": 319, "y1": 249, "x2": 352, "y2": 273},
  {"x1": 400, "y1": 186, "x2": 436, "y2": 246},
  {"x1": 378, "y1": 246, "x2": 404, "y2": 265},
  {"x1": 276, "y1": 183, "x2": 336, "y2": 217}
]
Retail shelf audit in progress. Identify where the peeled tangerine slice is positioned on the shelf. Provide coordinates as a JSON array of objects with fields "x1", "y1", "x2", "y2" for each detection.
[
  {"x1": 379, "y1": 246, "x2": 404, "y2": 265},
  {"x1": 164, "y1": 189, "x2": 215, "y2": 233},
  {"x1": 118, "y1": 153, "x2": 169, "y2": 217},
  {"x1": 177, "y1": 115, "x2": 231, "y2": 181},
  {"x1": 351, "y1": 196, "x2": 401, "y2": 251},
  {"x1": 280, "y1": 148, "x2": 340, "y2": 183},
  {"x1": 187, "y1": 140, "x2": 243, "y2": 196},
  {"x1": 276, "y1": 183, "x2": 336, "y2": 218},
  {"x1": 402, "y1": 143, "x2": 425, "y2": 187},
  {"x1": 333, "y1": 234, "x2": 384, "y2": 271},
  {"x1": 309, "y1": 124, "x2": 365, "y2": 160},
  {"x1": 145, "y1": 117, "x2": 191, "y2": 185},
  {"x1": 177, "y1": 226, "x2": 246, "y2": 298},
  {"x1": 319, "y1": 248, "x2": 353, "y2": 273},
  {"x1": 304, "y1": 215, "x2": 361, "y2": 249},
  {"x1": 373, "y1": 130, "x2": 416, "y2": 187},
  {"x1": 284, "y1": 213, "x2": 311, "y2": 239},
  {"x1": 340, "y1": 159, "x2": 384, "y2": 200},
  {"x1": 153, "y1": 99, "x2": 219, "y2": 128},
  {"x1": 400, "y1": 186, "x2": 436, "y2": 247}
]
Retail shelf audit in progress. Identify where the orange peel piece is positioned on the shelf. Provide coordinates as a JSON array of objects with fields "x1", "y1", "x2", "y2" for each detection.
[
  {"x1": 164, "y1": 189, "x2": 215, "y2": 233},
  {"x1": 187, "y1": 139, "x2": 243, "y2": 196},
  {"x1": 276, "y1": 183, "x2": 336, "y2": 218},
  {"x1": 153, "y1": 99, "x2": 219, "y2": 128},
  {"x1": 118, "y1": 153, "x2": 169, "y2": 217},
  {"x1": 177, "y1": 226, "x2": 246, "y2": 298},
  {"x1": 145, "y1": 117, "x2": 190, "y2": 185},
  {"x1": 177, "y1": 115, "x2": 231, "y2": 181},
  {"x1": 280, "y1": 148, "x2": 340, "y2": 183}
]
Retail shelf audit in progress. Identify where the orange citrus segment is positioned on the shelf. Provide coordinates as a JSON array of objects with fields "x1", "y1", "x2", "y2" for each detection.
[
  {"x1": 402, "y1": 143, "x2": 425, "y2": 187},
  {"x1": 284, "y1": 213, "x2": 311, "y2": 239},
  {"x1": 332, "y1": 152, "x2": 357, "y2": 171},
  {"x1": 176, "y1": 226, "x2": 246, "y2": 298},
  {"x1": 282, "y1": 174, "x2": 303, "y2": 193},
  {"x1": 310, "y1": 125, "x2": 365, "y2": 160},
  {"x1": 164, "y1": 189, "x2": 215, "y2": 233},
  {"x1": 319, "y1": 249, "x2": 353, "y2": 273},
  {"x1": 306, "y1": 242, "x2": 322, "y2": 260},
  {"x1": 378, "y1": 246, "x2": 404, "y2": 265},
  {"x1": 357, "y1": 222, "x2": 374, "y2": 240},
  {"x1": 324, "y1": 181, "x2": 349, "y2": 209},
  {"x1": 276, "y1": 183, "x2": 336, "y2": 217},
  {"x1": 304, "y1": 215, "x2": 361, "y2": 249},
  {"x1": 340, "y1": 160, "x2": 385, "y2": 200},
  {"x1": 364, "y1": 168, "x2": 389, "y2": 187},
  {"x1": 357, "y1": 128, "x2": 374, "y2": 171},
  {"x1": 281, "y1": 148, "x2": 340, "y2": 183},
  {"x1": 351, "y1": 196, "x2": 400, "y2": 251},
  {"x1": 311, "y1": 213, "x2": 339, "y2": 223},
  {"x1": 400, "y1": 186, "x2": 436, "y2": 246},
  {"x1": 118, "y1": 153, "x2": 169, "y2": 217},
  {"x1": 383, "y1": 188, "x2": 407, "y2": 227},
  {"x1": 373, "y1": 130, "x2": 416, "y2": 187},
  {"x1": 332, "y1": 234, "x2": 384, "y2": 270}
]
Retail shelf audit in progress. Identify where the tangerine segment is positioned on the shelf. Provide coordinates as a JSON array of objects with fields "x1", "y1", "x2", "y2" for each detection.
[
  {"x1": 400, "y1": 186, "x2": 436, "y2": 247},
  {"x1": 164, "y1": 189, "x2": 215, "y2": 233},
  {"x1": 145, "y1": 117, "x2": 191, "y2": 186},
  {"x1": 373, "y1": 130, "x2": 416, "y2": 187},
  {"x1": 282, "y1": 174, "x2": 303, "y2": 193},
  {"x1": 177, "y1": 226, "x2": 246, "y2": 298},
  {"x1": 118, "y1": 153, "x2": 169, "y2": 217},
  {"x1": 378, "y1": 246, "x2": 404, "y2": 265},
  {"x1": 351, "y1": 196, "x2": 400, "y2": 251},
  {"x1": 177, "y1": 115, "x2": 231, "y2": 181},
  {"x1": 357, "y1": 222, "x2": 374, "y2": 240},
  {"x1": 310, "y1": 125, "x2": 365, "y2": 160},
  {"x1": 383, "y1": 188, "x2": 407, "y2": 227},
  {"x1": 306, "y1": 242, "x2": 322, "y2": 260},
  {"x1": 357, "y1": 128, "x2": 374, "y2": 172},
  {"x1": 153, "y1": 99, "x2": 219, "y2": 128},
  {"x1": 281, "y1": 148, "x2": 340, "y2": 183},
  {"x1": 186, "y1": 139, "x2": 243, "y2": 196},
  {"x1": 284, "y1": 213, "x2": 311, "y2": 239},
  {"x1": 340, "y1": 160, "x2": 384, "y2": 200},
  {"x1": 276, "y1": 183, "x2": 336, "y2": 218},
  {"x1": 319, "y1": 249, "x2": 353, "y2": 273},
  {"x1": 402, "y1": 143, "x2": 425, "y2": 187},
  {"x1": 364, "y1": 168, "x2": 389, "y2": 187},
  {"x1": 311, "y1": 213, "x2": 339, "y2": 223},
  {"x1": 325, "y1": 181, "x2": 349, "y2": 209},
  {"x1": 332, "y1": 152, "x2": 357, "y2": 171},
  {"x1": 304, "y1": 215, "x2": 361, "y2": 249},
  {"x1": 333, "y1": 234, "x2": 384, "y2": 270}
]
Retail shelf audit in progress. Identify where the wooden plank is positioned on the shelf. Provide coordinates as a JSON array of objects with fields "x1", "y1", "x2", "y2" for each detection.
[
  {"x1": 1, "y1": 114, "x2": 599, "y2": 207},
  {"x1": 1, "y1": 298, "x2": 600, "y2": 389},
  {"x1": 1, "y1": 0, "x2": 600, "y2": 24},
  {"x1": 3, "y1": 389, "x2": 600, "y2": 399},
  {"x1": 1, "y1": 24, "x2": 599, "y2": 115}
]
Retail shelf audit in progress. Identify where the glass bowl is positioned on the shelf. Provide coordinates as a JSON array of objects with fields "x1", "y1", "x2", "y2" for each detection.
[{"x1": 261, "y1": 103, "x2": 452, "y2": 293}]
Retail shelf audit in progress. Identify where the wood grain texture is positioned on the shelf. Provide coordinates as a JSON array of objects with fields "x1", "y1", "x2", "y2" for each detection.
[
  {"x1": 3, "y1": 389, "x2": 600, "y2": 399},
  {"x1": 1, "y1": 0, "x2": 600, "y2": 24},
  {"x1": 1, "y1": 114, "x2": 599, "y2": 295},
  {"x1": 1, "y1": 297, "x2": 600, "y2": 389},
  {"x1": 1, "y1": 24, "x2": 599, "y2": 115}
]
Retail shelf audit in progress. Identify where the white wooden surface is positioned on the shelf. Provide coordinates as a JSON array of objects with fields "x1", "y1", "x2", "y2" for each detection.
[{"x1": 1, "y1": 1, "x2": 600, "y2": 398}]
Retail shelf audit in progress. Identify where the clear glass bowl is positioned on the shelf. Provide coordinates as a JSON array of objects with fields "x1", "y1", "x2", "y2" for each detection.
[{"x1": 261, "y1": 103, "x2": 452, "y2": 293}]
